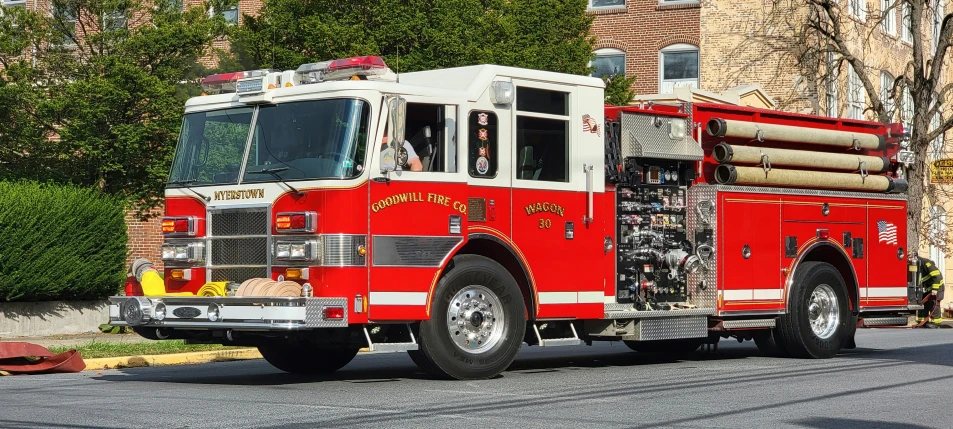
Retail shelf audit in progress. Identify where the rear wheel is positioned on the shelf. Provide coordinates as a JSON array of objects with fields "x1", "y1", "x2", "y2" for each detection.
[
  {"x1": 623, "y1": 338, "x2": 703, "y2": 355},
  {"x1": 776, "y1": 262, "x2": 849, "y2": 358},
  {"x1": 258, "y1": 341, "x2": 359, "y2": 374},
  {"x1": 410, "y1": 255, "x2": 526, "y2": 380},
  {"x1": 753, "y1": 328, "x2": 790, "y2": 357}
]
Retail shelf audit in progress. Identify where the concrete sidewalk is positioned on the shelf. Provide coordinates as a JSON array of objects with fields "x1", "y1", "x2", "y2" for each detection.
[{"x1": 0, "y1": 332, "x2": 153, "y2": 349}]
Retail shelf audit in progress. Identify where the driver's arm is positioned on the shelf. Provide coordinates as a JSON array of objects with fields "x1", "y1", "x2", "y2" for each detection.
[{"x1": 404, "y1": 141, "x2": 423, "y2": 171}]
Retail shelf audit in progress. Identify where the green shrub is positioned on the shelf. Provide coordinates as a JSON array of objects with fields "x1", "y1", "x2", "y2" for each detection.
[{"x1": 0, "y1": 181, "x2": 127, "y2": 302}]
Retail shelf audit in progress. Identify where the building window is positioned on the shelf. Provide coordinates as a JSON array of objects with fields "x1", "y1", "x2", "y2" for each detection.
[
  {"x1": 659, "y1": 44, "x2": 699, "y2": 94},
  {"x1": 881, "y1": 0, "x2": 897, "y2": 35},
  {"x1": 52, "y1": 4, "x2": 77, "y2": 46},
  {"x1": 901, "y1": 87, "x2": 914, "y2": 128},
  {"x1": 588, "y1": 0, "x2": 625, "y2": 8},
  {"x1": 846, "y1": 63, "x2": 865, "y2": 120},
  {"x1": 515, "y1": 87, "x2": 570, "y2": 182},
  {"x1": 902, "y1": 2, "x2": 914, "y2": 43},
  {"x1": 212, "y1": 2, "x2": 240, "y2": 25},
  {"x1": 850, "y1": 0, "x2": 867, "y2": 20},
  {"x1": 931, "y1": 112, "x2": 944, "y2": 160},
  {"x1": 826, "y1": 52, "x2": 839, "y2": 117},
  {"x1": 591, "y1": 48, "x2": 625, "y2": 78},
  {"x1": 930, "y1": 205, "x2": 947, "y2": 274},
  {"x1": 881, "y1": 72, "x2": 895, "y2": 119},
  {"x1": 104, "y1": 10, "x2": 127, "y2": 31},
  {"x1": 933, "y1": 0, "x2": 943, "y2": 52},
  {"x1": 1, "y1": 0, "x2": 25, "y2": 8}
]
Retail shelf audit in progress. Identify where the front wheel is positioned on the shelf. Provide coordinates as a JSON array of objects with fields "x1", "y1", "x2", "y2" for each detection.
[
  {"x1": 776, "y1": 262, "x2": 849, "y2": 358},
  {"x1": 410, "y1": 254, "x2": 526, "y2": 380},
  {"x1": 258, "y1": 341, "x2": 359, "y2": 374}
]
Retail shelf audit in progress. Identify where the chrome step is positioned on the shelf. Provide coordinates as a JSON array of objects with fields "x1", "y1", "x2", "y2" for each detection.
[
  {"x1": 861, "y1": 317, "x2": 910, "y2": 327},
  {"x1": 532, "y1": 322, "x2": 581, "y2": 347},
  {"x1": 362, "y1": 325, "x2": 419, "y2": 352},
  {"x1": 721, "y1": 319, "x2": 776, "y2": 329}
]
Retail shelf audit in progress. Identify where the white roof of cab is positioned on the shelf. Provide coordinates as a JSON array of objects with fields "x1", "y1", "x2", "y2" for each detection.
[{"x1": 185, "y1": 64, "x2": 604, "y2": 110}]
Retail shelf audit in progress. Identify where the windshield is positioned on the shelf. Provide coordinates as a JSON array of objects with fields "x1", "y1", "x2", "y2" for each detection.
[
  {"x1": 167, "y1": 98, "x2": 370, "y2": 187},
  {"x1": 168, "y1": 107, "x2": 254, "y2": 186},
  {"x1": 243, "y1": 99, "x2": 369, "y2": 182}
]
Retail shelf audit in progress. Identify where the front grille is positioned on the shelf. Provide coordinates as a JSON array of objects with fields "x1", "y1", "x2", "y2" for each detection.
[
  {"x1": 323, "y1": 235, "x2": 367, "y2": 266},
  {"x1": 210, "y1": 208, "x2": 268, "y2": 236},
  {"x1": 211, "y1": 267, "x2": 268, "y2": 282},
  {"x1": 210, "y1": 237, "x2": 268, "y2": 266},
  {"x1": 207, "y1": 207, "x2": 268, "y2": 284}
]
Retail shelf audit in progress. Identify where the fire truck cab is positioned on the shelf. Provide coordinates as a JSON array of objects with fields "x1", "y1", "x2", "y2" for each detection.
[{"x1": 111, "y1": 56, "x2": 920, "y2": 380}]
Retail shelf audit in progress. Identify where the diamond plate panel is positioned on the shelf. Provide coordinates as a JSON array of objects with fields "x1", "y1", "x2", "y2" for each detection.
[
  {"x1": 211, "y1": 237, "x2": 268, "y2": 265},
  {"x1": 372, "y1": 236, "x2": 463, "y2": 267},
  {"x1": 687, "y1": 185, "x2": 718, "y2": 309},
  {"x1": 619, "y1": 111, "x2": 704, "y2": 161},
  {"x1": 210, "y1": 267, "x2": 267, "y2": 283},
  {"x1": 632, "y1": 316, "x2": 707, "y2": 341},
  {"x1": 209, "y1": 208, "x2": 268, "y2": 236},
  {"x1": 323, "y1": 234, "x2": 367, "y2": 266},
  {"x1": 305, "y1": 298, "x2": 349, "y2": 328},
  {"x1": 721, "y1": 319, "x2": 777, "y2": 329}
]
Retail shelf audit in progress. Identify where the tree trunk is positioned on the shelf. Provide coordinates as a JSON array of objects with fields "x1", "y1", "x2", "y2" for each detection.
[{"x1": 906, "y1": 135, "x2": 930, "y2": 255}]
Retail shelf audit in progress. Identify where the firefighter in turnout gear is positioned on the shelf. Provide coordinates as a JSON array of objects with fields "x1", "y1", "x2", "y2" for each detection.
[{"x1": 917, "y1": 256, "x2": 945, "y2": 328}]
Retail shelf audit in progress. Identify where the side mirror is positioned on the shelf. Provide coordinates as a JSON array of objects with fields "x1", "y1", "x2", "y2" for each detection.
[{"x1": 382, "y1": 96, "x2": 407, "y2": 173}]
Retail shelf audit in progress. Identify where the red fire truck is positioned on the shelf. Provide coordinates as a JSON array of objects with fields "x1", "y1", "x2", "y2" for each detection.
[{"x1": 111, "y1": 56, "x2": 920, "y2": 379}]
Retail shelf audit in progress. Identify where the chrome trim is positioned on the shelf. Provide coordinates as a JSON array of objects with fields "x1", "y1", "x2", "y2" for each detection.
[
  {"x1": 861, "y1": 316, "x2": 910, "y2": 327},
  {"x1": 860, "y1": 305, "x2": 920, "y2": 312},
  {"x1": 784, "y1": 241, "x2": 860, "y2": 314},
  {"x1": 108, "y1": 296, "x2": 348, "y2": 329},
  {"x1": 712, "y1": 184, "x2": 906, "y2": 200},
  {"x1": 721, "y1": 319, "x2": 777, "y2": 329},
  {"x1": 321, "y1": 234, "x2": 367, "y2": 266},
  {"x1": 603, "y1": 305, "x2": 715, "y2": 319},
  {"x1": 718, "y1": 309, "x2": 786, "y2": 316}
]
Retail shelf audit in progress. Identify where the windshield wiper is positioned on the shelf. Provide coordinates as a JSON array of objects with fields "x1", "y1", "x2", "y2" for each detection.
[
  {"x1": 246, "y1": 167, "x2": 303, "y2": 196},
  {"x1": 167, "y1": 179, "x2": 210, "y2": 202}
]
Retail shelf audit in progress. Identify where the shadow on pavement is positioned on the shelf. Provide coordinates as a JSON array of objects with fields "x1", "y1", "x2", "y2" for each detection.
[{"x1": 791, "y1": 417, "x2": 931, "y2": 429}]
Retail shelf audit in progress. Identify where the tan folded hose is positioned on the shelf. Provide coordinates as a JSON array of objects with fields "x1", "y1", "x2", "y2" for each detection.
[
  {"x1": 713, "y1": 143, "x2": 890, "y2": 173},
  {"x1": 715, "y1": 164, "x2": 907, "y2": 193},
  {"x1": 707, "y1": 118, "x2": 884, "y2": 151},
  {"x1": 235, "y1": 278, "x2": 303, "y2": 297}
]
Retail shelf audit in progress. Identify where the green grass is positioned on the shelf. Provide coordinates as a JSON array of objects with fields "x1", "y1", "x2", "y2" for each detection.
[{"x1": 49, "y1": 340, "x2": 240, "y2": 359}]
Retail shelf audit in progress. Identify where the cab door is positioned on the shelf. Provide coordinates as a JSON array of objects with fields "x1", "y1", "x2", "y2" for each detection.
[
  {"x1": 509, "y1": 82, "x2": 604, "y2": 319},
  {"x1": 368, "y1": 97, "x2": 468, "y2": 321}
]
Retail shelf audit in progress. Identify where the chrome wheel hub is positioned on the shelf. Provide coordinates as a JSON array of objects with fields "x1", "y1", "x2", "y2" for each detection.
[
  {"x1": 808, "y1": 284, "x2": 839, "y2": 340},
  {"x1": 447, "y1": 285, "x2": 504, "y2": 354}
]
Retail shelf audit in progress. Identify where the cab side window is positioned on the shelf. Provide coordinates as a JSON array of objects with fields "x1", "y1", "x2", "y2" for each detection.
[
  {"x1": 396, "y1": 103, "x2": 456, "y2": 173},
  {"x1": 468, "y1": 111, "x2": 497, "y2": 178},
  {"x1": 515, "y1": 87, "x2": 569, "y2": 182}
]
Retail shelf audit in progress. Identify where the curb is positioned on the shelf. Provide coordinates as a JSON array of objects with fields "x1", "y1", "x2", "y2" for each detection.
[
  {"x1": 83, "y1": 346, "x2": 373, "y2": 371},
  {"x1": 84, "y1": 348, "x2": 263, "y2": 371}
]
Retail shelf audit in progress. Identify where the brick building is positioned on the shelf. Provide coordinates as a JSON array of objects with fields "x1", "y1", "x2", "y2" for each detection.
[{"x1": 591, "y1": 0, "x2": 953, "y2": 310}]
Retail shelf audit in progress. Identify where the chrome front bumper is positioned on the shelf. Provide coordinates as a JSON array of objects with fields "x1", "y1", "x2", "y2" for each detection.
[{"x1": 108, "y1": 296, "x2": 349, "y2": 330}]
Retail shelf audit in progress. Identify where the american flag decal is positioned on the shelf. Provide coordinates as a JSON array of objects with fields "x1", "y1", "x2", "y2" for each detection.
[
  {"x1": 877, "y1": 220, "x2": 897, "y2": 245},
  {"x1": 582, "y1": 114, "x2": 600, "y2": 136}
]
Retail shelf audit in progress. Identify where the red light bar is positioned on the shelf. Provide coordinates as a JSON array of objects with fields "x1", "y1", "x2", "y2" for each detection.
[
  {"x1": 274, "y1": 211, "x2": 316, "y2": 233},
  {"x1": 161, "y1": 216, "x2": 197, "y2": 236},
  {"x1": 327, "y1": 56, "x2": 388, "y2": 72}
]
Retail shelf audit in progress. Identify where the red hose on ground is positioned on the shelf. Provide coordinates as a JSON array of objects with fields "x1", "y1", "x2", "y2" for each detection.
[{"x1": 0, "y1": 342, "x2": 86, "y2": 375}]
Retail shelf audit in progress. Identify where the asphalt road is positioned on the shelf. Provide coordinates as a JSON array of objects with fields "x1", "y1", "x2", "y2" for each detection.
[{"x1": 1, "y1": 329, "x2": 950, "y2": 429}]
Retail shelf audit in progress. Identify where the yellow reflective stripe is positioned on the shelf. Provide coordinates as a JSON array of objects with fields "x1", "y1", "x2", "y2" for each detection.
[
  {"x1": 927, "y1": 262, "x2": 933, "y2": 267},
  {"x1": 921, "y1": 276, "x2": 933, "y2": 284},
  {"x1": 930, "y1": 270, "x2": 941, "y2": 276},
  {"x1": 933, "y1": 283, "x2": 943, "y2": 290}
]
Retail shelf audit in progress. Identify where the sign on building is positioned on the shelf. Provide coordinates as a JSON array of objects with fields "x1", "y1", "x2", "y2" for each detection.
[{"x1": 931, "y1": 159, "x2": 953, "y2": 184}]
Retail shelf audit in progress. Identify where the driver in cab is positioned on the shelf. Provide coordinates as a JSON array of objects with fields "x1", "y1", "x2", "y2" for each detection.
[{"x1": 380, "y1": 125, "x2": 423, "y2": 172}]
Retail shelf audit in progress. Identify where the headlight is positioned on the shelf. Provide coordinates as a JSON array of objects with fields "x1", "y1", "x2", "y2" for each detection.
[
  {"x1": 161, "y1": 242, "x2": 204, "y2": 263},
  {"x1": 207, "y1": 303, "x2": 221, "y2": 322},
  {"x1": 154, "y1": 302, "x2": 167, "y2": 321},
  {"x1": 274, "y1": 239, "x2": 321, "y2": 262}
]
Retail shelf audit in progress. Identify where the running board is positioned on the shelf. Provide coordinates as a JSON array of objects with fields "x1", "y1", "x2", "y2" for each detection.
[
  {"x1": 532, "y1": 322, "x2": 582, "y2": 347},
  {"x1": 362, "y1": 325, "x2": 419, "y2": 352},
  {"x1": 720, "y1": 319, "x2": 776, "y2": 329},
  {"x1": 861, "y1": 317, "x2": 910, "y2": 327}
]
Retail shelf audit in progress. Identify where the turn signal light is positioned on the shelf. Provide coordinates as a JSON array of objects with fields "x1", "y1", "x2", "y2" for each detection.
[
  {"x1": 161, "y1": 219, "x2": 175, "y2": 233},
  {"x1": 161, "y1": 216, "x2": 197, "y2": 236},
  {"x1": 170, "y1": 269, "x2": 191, "y2": 281},
  {"x1": 275, "y1": 211, "x2": 316, "y2": 232},
  {"x1": 285, "y1": 268, "x2": 309, "y2": 280},
  {"x1": 324, "y1": 306, "x2": 345, "y2": 320}
]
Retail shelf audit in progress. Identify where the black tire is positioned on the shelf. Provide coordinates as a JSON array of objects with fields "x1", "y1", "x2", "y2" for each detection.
[
  {"x1": 842, "y1": 313, "x2": 858, "y2": 349},
  {"x1": 753, "y1": 328, "x2": 790, "y2": 357},
  {"x1": 776, "y1": 262, "x2": 849, "y2": 358},
  {"x1": 258, "y1": 341, "x2": 359, "y2": 374},
  {"x1": 623, "y1": 338, "x2": 703, "y2": 355},
  {"x1": 410, "y1": 254, "x2": 526, "y2": 380}
]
